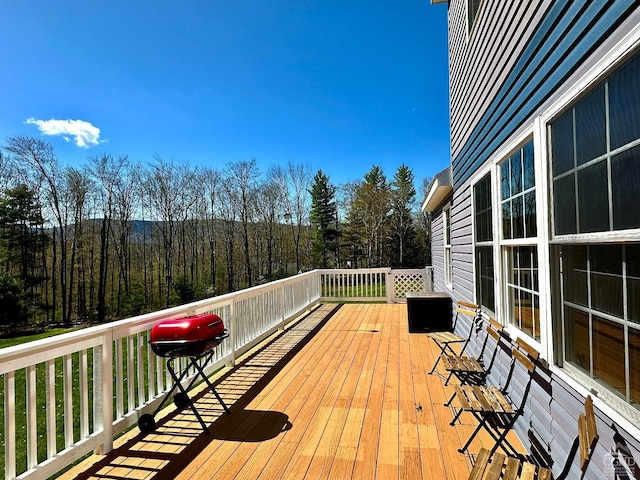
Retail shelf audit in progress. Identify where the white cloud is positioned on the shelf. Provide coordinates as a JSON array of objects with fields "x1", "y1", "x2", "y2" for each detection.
[{"x1": 25, "y1": 118, "x2": 104, "y2": 148}]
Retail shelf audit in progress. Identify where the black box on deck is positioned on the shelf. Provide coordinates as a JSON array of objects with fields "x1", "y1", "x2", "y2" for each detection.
[{"x1": 406, "y1": 292, "x2": 452, "y2": 333}]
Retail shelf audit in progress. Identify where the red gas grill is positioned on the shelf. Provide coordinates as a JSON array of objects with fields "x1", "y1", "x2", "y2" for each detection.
[{"x1": 138, "y1": 313, "x2": 231, "y2": 434}]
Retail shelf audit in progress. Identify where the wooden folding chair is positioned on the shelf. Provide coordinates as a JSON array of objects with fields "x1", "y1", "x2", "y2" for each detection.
[
  {"x1": 451, "y1": 337, "x2": 540, "y2": 456},
  {"x1": 428, "y1": 300, "x2": 481, "y2": 375},
  {"x1": 467, "y1": 395, "x2": 599, "y2": 480},
  {"x1": 443, "y1": 318, "x2": 504, "y2": 410},
  {"x1": 442, "y1": 317, "x2": 504, "y2": 387}
]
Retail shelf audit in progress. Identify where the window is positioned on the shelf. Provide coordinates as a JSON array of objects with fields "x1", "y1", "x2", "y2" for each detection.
[
  {"x1": 474, "y1": 173, "x2": 494, "y2": 312},
  {"x1": 444, "y1": 206, "x2": 452, "y2": 286},
  {"x1": 561, "y1": 244, "x2": 640, "y2": 406},
  {"x1": 468, "y1": 0, "x2": 483, "y2": 33},
  {"x1": 549, "y1": 49, "x2": 640, "y2": 410},
  {"x1": 501, "y1": 141, "x2": 536, "y2": 239},
  {"x1": 550, "y1": 51, "x2": 640, "y2": 235},
  {"x1": 500, "y1": 139, "x2": 540, "y2": 340},
  {"x1": 506, "y1": 246, "x2": 540, "y2": 340}
]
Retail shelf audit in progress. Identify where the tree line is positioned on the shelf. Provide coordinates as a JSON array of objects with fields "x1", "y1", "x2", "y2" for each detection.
[{"x1": 0, "y1": 135, "x2": 432, "y2": 331}]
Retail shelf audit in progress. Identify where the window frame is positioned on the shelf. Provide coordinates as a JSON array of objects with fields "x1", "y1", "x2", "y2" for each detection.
[
  {"x1": 497, "y1": 139, "x2": 542, "y2": 342},
  {"x1": 444, "y1": 204, "x2": 453, "y2": 287},
  {"x1": 541, "y1": 43, "x2": 640, "y2": 423},
  {"x1": 548, "y1": 68, "x2": 640, "y2": 238},
  {"x1": 472, "y1": 170, "x2": 495, "y2": 315},
  {"x1": 467, "y1": 0, "x2": 483, "y2": 35}
]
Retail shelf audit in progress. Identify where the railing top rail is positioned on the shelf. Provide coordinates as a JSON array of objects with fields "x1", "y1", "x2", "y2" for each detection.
[
  {"x1": 0, "y1": 272, "x2": 323, "y2": 370},
  {"x1": 317, "y1": 268, "x2": 392, "y2": 274}
]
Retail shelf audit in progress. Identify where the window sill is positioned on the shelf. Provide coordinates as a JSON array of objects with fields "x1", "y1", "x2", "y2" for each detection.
[{"x1": 550, "y1": 363, "x2": 640, "y2": 441}]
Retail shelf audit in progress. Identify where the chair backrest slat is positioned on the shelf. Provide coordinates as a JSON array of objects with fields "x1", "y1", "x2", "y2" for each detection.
[
  {"x1": 486, "y1": 318, "x2": 503, "y2": 341},
  {"x1": 458, "y1": 300, "x2": 480, "y2": 310},
  {"x1": 512, "y1": 349, "x2": 535, "y2": 374},
  {"x1": 456, "y1": 307, "x2": 480, "y2": 317},
  {"x1": 580, "y1": 395, "x2": 599, "y2": 473},
  {"x1": 515, "y1": 337, "x2": 540, "y2": 361}
]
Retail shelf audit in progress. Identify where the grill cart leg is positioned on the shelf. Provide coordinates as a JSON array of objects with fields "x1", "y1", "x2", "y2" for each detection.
[
  {"x1": 138, "y1": 358, "x2": 193, "y2": 434},
  {"x1": 167, "y1": 357, "x2": 211, "y2": 434},
  {"x1": 189, "y1": 354, "x2": 231, "y2": 415}
]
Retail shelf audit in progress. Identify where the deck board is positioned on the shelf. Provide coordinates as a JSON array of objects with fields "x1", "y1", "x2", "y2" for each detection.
[{"x1": 62, "y1": 303, "x2": 524, "y2": 480}]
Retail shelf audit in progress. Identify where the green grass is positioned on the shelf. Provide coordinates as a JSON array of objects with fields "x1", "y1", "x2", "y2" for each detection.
[
  {"x1": 0, "y1": 328, "x2": 157, "y2": 479},
  {"x1": 321, "y1": 282, "x2": 387, "y2": 298},
  {"x1": 0, "y1": 328, "x2": 79, "y2": 350}
]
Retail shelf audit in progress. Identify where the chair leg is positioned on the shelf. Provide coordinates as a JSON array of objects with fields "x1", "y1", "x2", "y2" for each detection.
[
  {"x1": 444, "y1": 371, "x2": 454, "y2": 386},
  {"x1": 429, "y1": 347, "x2": 445, "y2": 374},
  {"x1": 457, "y1": 413, "x2": 486, "y2": 453},
  {"x1": 487, "y1": 418, "x2": 520, "y2": 458},
  {"x1": 450, "y1": 405, "x2": 464, "y2": 426},
  {"x1": 445, "y1": 390, "x2": 456, "y2": 407}
]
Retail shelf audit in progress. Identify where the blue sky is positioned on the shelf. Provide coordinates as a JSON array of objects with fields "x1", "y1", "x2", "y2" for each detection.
[{"x1": 1, "y1": 1, "x2": 449, "y2": 187}]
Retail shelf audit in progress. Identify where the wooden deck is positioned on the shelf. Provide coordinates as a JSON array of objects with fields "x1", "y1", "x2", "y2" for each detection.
[{"x1": 62, "y1": 303, "x2": 523, "y2": 480}]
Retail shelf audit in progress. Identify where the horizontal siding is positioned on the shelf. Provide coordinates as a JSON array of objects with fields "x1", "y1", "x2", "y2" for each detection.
[
  {"x1": 449, "y1": 0, "x2": 640, "y2": 189},
  {"x1": 449, "y1": 1, "x2": 551, "y2": 159},
  {"x1": 450, "y1": 183, "x2": 474, "y2": 303},
  {"x1": 431, "y1": 208, "x2": 446, "y2": 293}
]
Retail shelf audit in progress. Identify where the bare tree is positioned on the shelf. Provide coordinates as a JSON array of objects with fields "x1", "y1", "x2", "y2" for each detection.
[
  {"x1": 4, "y1": 136, "x2": 71, "y2": 323},
  {"x1": 352, "y1": 165, "x2": 391, "y2": 267},
  {"x1": 199, "y1": 167, "x2": 222, "y2": 291},
  {"x1": 65, "y1": 167, "x2": 93, "y2": 320},
  {"x1": 218, "y1": 181, "x2": 238, "y2": 292},
  {"x1": 225, "y1": 159, "x2": 259, "y2": 288},
  {"x1": 255, "y1": 167, "x2": 286, "y2": 280},
  {"x1": 142, "y1": 157, "x2": 197, "y2": 307},
  {"x1": 88, "y1": 154, "x2": 135, "y2": 320},
  {"x1": 277, "y1": 162, "x2": 313, "y2": 273}
]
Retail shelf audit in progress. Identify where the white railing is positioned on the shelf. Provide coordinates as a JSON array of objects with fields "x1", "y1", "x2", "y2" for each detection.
[
  {"x1": 0, "y1": 267, "x2": 431, "y2": 479},
  {"x1": 319, "y1": 267, "x2": 433, "y2": 303}
]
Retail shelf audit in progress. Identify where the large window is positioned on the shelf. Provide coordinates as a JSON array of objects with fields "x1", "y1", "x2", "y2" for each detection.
[
  {"x1": 500, "y1": 140, "x2": 540, "y2": 340},
  {"x1": 550, "y1": 51, "x2": 640, "y2": 235},
  {"x1": 550, "y1": 49, "x2": 640, "y2": 409},
  {"x1": 474, "y1": 173, "x2": 494, "y2": 312},
  {"x1": 562, "y1": 245, "x2": 640, "y2": 406}
]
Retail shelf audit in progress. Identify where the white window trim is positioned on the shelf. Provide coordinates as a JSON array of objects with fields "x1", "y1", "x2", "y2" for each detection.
[
  {"x1": 495, "y1": 135, "x2": 547, "y2": 348},
  {"x1": 538, "y1": 30, "x2": 640, "y2": 422},
  {"x1": 550, "y1": 363, "x2": 640, "y2": 443},
  {"x1": 444, "y1": 204, "x2": 453, "y2": 288},
  {"x1": 469, "y1": 165, "x2": 497, "y2": 316}
]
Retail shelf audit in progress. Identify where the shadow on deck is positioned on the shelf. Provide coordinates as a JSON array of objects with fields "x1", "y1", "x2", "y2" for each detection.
[{"x1": 61, "y1": 303, "x2": 522, "y2": 480}]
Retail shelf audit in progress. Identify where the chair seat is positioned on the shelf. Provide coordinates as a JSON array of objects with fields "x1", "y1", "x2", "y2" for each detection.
[
  {"x1": 442, "y1": 354, "x2": 484, "y2": 374},
  {"x1": 469, "y1": 448, "x2": 552, "y2": 480},
  {"x1": 429, "y1": 331, "x2": 465, "y2": 344},
  {"x1": 454, "y1": 384, "x2": 515, "y2": 415}
]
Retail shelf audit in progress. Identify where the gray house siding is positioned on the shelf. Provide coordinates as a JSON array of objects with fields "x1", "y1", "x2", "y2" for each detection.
[
  {"x1": 450, "y1": 183, "x2": 473, "y2": 302},
  {"x1": 432, "y1": 0, "x2": 640, "y2": 477},
  {"x1": 449, "y1": 1, "x2": 552, "y2": 160},
  {"x1": 431, "y1": 207, "x2": 446, "y2": 292},
  {"x1": 450, "y1": 0, "x2": 640, "y2": 189}
]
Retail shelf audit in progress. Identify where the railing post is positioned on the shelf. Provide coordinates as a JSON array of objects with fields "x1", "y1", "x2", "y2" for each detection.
[
  {"x1": 280, "y1": 283, "x2": 286, "y2": 331},
  {"x1": 96, "y1": 332, "x2": 113, "y2": 455},
  {"x1": 386, "y1": 269, "x2": 393, "y2": 304},
  {"x1": 5, "y1": 371, "x2": 16, "y2": 479},
  {"x1": 229, "y1": 298, "x2": 237, "y2": 367}
]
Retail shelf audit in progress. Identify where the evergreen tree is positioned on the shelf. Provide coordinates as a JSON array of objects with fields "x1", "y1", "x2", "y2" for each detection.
[
  {"x1": 309, "y1": 170, "x2": 338, "y2": 268},
  {"x1": 389, "y1": 165, "x2": 417, "y2": 267},
  {"x1": 0, "y1": 184, "x2": 48, "y2": 325},
  {"x1": 351, "y1": 166, "x2": 391, "y2": 267}
]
